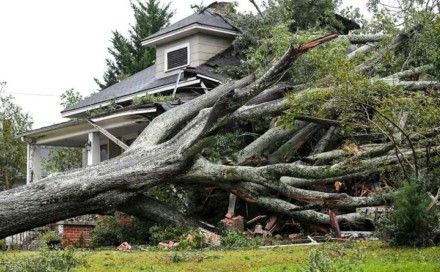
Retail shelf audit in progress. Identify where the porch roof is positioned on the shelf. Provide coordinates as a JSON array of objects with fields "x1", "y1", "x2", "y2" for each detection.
[{"x1": 21, "y1": 106, "x2": 156, "y2": 147}]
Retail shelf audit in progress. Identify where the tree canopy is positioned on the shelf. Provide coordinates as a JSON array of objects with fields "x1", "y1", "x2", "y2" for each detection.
[
  {"x1": 0, "y1": 82, "x2": 32, "y2": 190},
  {"x1": 94, "y1": 0, "x2": 174, "y2": 90}
]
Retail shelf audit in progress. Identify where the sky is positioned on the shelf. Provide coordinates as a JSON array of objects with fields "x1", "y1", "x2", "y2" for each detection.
[{"x1": 0, "y1": 0, "x2": 368, "y2": 129}]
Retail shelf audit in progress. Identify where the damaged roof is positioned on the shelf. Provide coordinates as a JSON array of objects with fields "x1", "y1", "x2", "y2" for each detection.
[{"x1": 62, "y1": 51, "x2": 238, "y2": 117}]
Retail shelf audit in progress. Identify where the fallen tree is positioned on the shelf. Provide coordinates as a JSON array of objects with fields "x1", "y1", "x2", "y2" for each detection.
[{"x1": 2, "y1": 3, "x2": 440, "y2": 238}]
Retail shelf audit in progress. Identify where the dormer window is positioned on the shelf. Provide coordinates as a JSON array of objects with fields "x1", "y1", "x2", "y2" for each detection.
[{"x1": 165, "y1": 43, "x2": 190, "y2": 71}]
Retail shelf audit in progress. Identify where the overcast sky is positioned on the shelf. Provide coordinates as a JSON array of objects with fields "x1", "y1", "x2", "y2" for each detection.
[{"x1": 0, "y1": 0, "x2": 368, "y2": 129}]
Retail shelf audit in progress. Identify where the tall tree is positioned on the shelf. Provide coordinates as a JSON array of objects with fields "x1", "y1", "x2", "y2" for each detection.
[
  {"x1": 95, "y1": 0, "x2": 174, "y2": 90},
  {"x1": 0, "y1": 82, "x2": 32, "y2": 190},
  {"x1": 43, "y1": 89, "x2": 83, "y2": 175}
]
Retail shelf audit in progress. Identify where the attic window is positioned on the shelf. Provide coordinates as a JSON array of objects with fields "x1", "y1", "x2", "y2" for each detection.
[{"x1": 165, "y1": 43, "x2": 190, "y2": 71}]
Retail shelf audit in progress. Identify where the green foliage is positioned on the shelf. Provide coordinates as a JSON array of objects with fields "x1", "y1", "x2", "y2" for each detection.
[
  {"x1": 375, "y1": 179, "x2": 439, "y2": 247},
  {"x1": 43, "y1": 89, "x2": 83, "y2": 175},
  {"x1": 426, "y1": 17, "x2": 440, "y2": 80},
  {"x1": 91, "y1": 215, "x2": 153, "y2": 247},
  {"x1": 60, "y1": 88, "x2": 83, "y2": 110},
  {"x1": 279, "y1": 31, "x2": 440, "y2": 146},
  {"x1": 95, "y1": 0, "x2": 174, "y2": 90},
  {"x1": 0, "y1": 247, "x2": 85, "y2": 272},
  {"x1": 229, "y1": 1, "x2": 283, "y2": 62},
  {"x1": 148, "y1": 225, "x2": 190, "y2": 245},
  {"x1": 42, "y1": 147, "x2": 83, "y2": 175},
  {"x1": 39, "y1": 231, "x2": 60, "y2": 244},
  {"x1": 132, "y1": 94, "x2": 177, "y2": 105},
  {"x1": 230, "y1": 0, "x2": 341, "y2": 61},
  {"x1": 220, "y1": 231, "x2": 257, "y2": 249},
  {"x1": 177, "y1": 229, "x2": 210, "y2": 250},
  {"x1": 203, "y1": 133, "x2": 243, "y2": 162},
  {"x1": 279, "y1": 0, "x2": 341, "y2": 32},
  {"x1": 301, "y1": 241, "x2": 366, "y2": 272},
  {"x1": 85, "y1": 98, "x2": 122, "y2": 117},
  {"x1": 230, "y1": 0, "x2": 440, "y2": 149},
  {"x1": 365, "y1": 0, "x2": 440, "y2": 72},
  {"x1": 0, "y1": 82, "x2": 32, "y2": 190}
]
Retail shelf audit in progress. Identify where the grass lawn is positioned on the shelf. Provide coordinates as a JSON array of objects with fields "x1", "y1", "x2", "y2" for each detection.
[{"x1": 1, "y1": 241, "x2": 440, "y2": 271}]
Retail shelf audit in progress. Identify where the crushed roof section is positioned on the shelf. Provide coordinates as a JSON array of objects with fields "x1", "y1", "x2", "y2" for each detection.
[
  {"x1": 142, "y1": 11, "x2": 237, "y2": 43},
  {"x1": 185, "y1": 47, "x2": 242, "y2": 80}
]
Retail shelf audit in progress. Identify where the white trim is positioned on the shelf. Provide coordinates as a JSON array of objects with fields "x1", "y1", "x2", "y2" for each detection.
[
  {"x1": 196, "y1": 73, "x2": 222, "y2": 84},
  {"x1": 62, "y1": 78, "x2": 201, "y2": 118},
  {"x1": 26, "y1": 144, "x2": 31, "y2": 184},
  {"x1": 200, "y1": 81, "x2": 209, "y2": 94},
  {"x1": 142, "y1": 24, "x2": 239, "y2": 47},
  {"x1": 146, "y1": 79, "x2": 200, "y2": 95},
  {"x1": 91, "y1": 108, "x2": 156, "y2": 122},
  {"x1": 164, "y1": 42, "x2": 190, "y2": 72},
  {"x1": 34, "y1": 119, "x2": 146, "y2": 145}
]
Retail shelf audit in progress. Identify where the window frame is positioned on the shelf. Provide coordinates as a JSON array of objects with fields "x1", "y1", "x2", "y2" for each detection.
[{"x1": 164, "y1": 42, "x2": 190, "y2": 72}]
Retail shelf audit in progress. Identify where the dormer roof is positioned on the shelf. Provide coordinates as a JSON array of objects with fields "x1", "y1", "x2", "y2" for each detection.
[{"x1": 142, "y1": 10, "x2": 239, "y2": 47}]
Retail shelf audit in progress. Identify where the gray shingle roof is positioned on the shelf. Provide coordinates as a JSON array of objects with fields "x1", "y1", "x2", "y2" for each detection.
[
  {"x1": 143, "y1": 11, "x2": 237, "y2": 43},
  {"x1": 63, "y1": 65, "x2": 157, "y2": 114},
  {"x1": 62, "y1": 60, "x2": 228, "y2": 115},
  {"x1": 62, "y1": 48, "x2": 239, "y2": 116}
]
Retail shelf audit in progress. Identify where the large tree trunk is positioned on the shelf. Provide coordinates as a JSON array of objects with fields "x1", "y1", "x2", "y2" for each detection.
[{"x1": 1, "y1": 33, "x2": 438, "y2": 238}]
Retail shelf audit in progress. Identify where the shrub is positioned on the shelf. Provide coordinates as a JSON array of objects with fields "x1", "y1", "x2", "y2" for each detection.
[
  {"x1": 221, "y1": 231, "x2": 257, "y2": 249},
  {"x1": 375, "y1": 179, "x2": 439, "y2": 247},
  {"x1": 40, "y1": 230, "x2": 60, "y2": 244},
  {"x1": 91, "y1": 215, "x2": 152, "y2": 247},
  {"x1": 148, "y1": 226, "x2": 189, "y2": 246},
  {"x1": 0, "y1": 247, "x2": 85, "y2": 272},
  {"x1": 177, "y1": 229, "x2": 209, "y2": 250}
]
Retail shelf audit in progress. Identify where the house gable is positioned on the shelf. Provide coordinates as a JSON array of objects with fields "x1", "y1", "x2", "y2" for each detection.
[{"x1": 155, "y1": 32, "x2": 235, "y2": 79}]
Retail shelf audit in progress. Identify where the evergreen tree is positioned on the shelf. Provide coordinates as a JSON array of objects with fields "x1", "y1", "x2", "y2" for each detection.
[{"x1": 95, "y1": 0, "x2": 174, "y2": 90}]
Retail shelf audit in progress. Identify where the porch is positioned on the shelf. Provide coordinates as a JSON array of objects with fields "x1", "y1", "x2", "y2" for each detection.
[{"x1": 20, "y1": 105, "x2": 157, "y2": 184}]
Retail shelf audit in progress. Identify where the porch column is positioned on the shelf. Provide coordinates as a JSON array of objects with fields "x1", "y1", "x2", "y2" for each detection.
[
  {"x1": 26, "y1": 144, "x2": 42, "y2": 184},
  {"x1": 87, "y1": 132, "x2": 100, "y2": 166}
]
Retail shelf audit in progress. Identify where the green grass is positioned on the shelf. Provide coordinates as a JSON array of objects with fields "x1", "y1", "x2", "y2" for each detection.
[{"x1": 1, "y1": 242, "x2": 440, "y2": 271}]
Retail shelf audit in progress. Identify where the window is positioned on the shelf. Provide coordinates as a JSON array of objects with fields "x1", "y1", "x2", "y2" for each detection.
[{"x1": 165, "y1": 43, "x2": 190, "y2": 71}]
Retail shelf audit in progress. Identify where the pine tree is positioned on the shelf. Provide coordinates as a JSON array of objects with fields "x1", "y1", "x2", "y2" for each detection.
[{"x1": 95, "y1": 0, "x2": 173, "y2": 90}]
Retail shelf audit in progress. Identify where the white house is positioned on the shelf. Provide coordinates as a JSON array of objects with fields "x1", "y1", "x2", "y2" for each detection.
[{"x1": 21, "y1": 2, "x2": 240, "y2": 184}]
